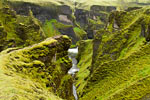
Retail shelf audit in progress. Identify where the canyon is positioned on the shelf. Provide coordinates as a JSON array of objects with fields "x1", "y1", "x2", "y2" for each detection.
[{"x1": 0, "y1": 0, "x2": 150, "y2": 100}]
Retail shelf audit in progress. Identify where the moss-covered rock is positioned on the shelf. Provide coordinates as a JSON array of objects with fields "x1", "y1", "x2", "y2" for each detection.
[
  {"x1": 73, "y1": 27, "x2": 87, "y2": 40},
  {"x1": 75, "y1": 40, "x2": 93, "y2": 98},
  {"x1": 80, "y1": 43, "x2": 150, "y2": 100},
  {"x1": 43, "y1": 19, "x2": 87, "y2": 44},
  {"x1": 92, "y1": 7, "x2": 150, "y2": 72},
  {"x1": 0, "y1": 35, "x2": 74, "y2": 100},
  {"x1": 9, "y1": 1, "x2": 116, "y2": 40},
  {"x1": 0, "y1": 6, "x2": 46, "y2": 52},
  {"x1": 76, "y1": 7, "x2": 150, "y2": 100}
]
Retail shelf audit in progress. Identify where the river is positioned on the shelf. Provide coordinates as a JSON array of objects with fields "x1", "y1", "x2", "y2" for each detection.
[{"x1": 68, "y1": 47, "x2": 79, "y2": 100}]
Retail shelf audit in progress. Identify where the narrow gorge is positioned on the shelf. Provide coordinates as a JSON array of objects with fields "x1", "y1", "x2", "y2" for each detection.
[{"x1": 1, "y1": 0, "x2": 150, "y2": 100}]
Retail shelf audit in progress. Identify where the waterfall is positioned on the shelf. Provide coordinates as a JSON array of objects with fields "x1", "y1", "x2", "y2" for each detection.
[{"x1": 68, "y1": 47, "x2": 79, "y2": 100}]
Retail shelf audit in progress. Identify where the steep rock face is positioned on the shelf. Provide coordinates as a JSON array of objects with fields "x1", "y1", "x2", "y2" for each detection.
[
  {"x1": 0, "y1": 6, "x2": 45, "y2": 51},
  {"x1": 74, "y1": 5, "x2": 116, "y2": 39},
  {"x1": 9, "y1": 1, "x2": 58, "y2": 23},
  {"x1": 43, "y1": 19, "x2": 87, "y2": 44},
  {"x1": 8, "y1": 1, "x2": 117, "y2": 39},
  {"x1": 76, "y1": 7, "x2": 150, "y2": 100},
  {"x1": 8, "y1": 1, "x2": 73, "y2": 24},
  {"x1": 8, "y1": 1, "x2": 88, "y2": 43},
  {"x1": 0, "y1": 35, "x2": 74, "y2": 100},
  {"x1": 58, "y1": 5, "x2": 73, "y2": 24},
  {"x1": 90, "y1": 5, "x2": 116, "y2": 22},
  {"x1": 74, "y1": 9, "x2": 89, "y2": 27}
]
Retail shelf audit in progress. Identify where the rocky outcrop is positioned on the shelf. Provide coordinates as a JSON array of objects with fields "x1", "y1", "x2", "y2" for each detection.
[
  {"x1": 74, "y1": 5, "x2": 116, "y2": 39},
  {"x1": 75, "y1": 7, "x2": 150, "y2": 100},
  {"x1": 8, "y1": 1, "x2": 89, "y2": 42},
  {"x1": 8, "y1": 1, "x2": 73, "y2": 24},
  {"x1": 8, "y1": 1, "x2": 58, "y2": 23},
  {"x1": 90, "y1": 5, "x2": 116, "y2": 23},
  {"x1": 0, "y1": 6, "x2": 45, "y2": 52},
  {"x1": 58, "y1": 5, "x2": 73, "y2": 25},
  {"x1": 74, "y1": 9, "x2": 89, "y2": 27},
  {"x1": 8, "y1": 1, "x2": 117, "y2": 39},
  {"x1": 91, "y1": 5, "x2": 116, "y2": 12},
  {"x1": 43, "y1": 19, "x2": 87, "y2": 44},
  {"x1": 0, "y1": 35, "x2": 74, "y2": 100}
]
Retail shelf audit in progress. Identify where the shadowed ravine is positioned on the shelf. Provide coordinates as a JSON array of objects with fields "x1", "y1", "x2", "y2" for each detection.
[{"x1": 68, "y1": 47, "x2": 79, "y2": 100}]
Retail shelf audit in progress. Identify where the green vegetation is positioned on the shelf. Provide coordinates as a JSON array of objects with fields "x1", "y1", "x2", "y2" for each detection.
[
  {"x1": 0, "y1": 0, "x2": 7, "y2": 8},
  {"x1": 75, "y1": 7, "x2": 150, "y2": 100},
  {"x1": 2, "y1": 1, "x2": 150, "y2": 100},
  {"x1": 88, "y1": 18, "x2": 102, "y2": 25},
  {"x1": 75, "y1": 40, "x2": 93, "y2": 97},
  {"x1": 0, "y1": 1, "x2": 2, "y2": 8},
  {"x1": 0, "y1": 6, "x2": 45, "y2": 51},
  {"x1": 87, "y1": 18, "x2": 104, "y2": 30},
  {"x1": 0, "y1": 5, "x2": 74, "y2": 100},
  {"x1": 43, "y1": 19, "x2": 87, "y2": 43},
  {"x1": 0, "y1": 35, "x2": 74, "y2": 100},
  {"x1": 43, "y1": 19, "x2": 61, "y2": 37},
  {"x1": 92, "y1": 8, "x2": 150, "y2": 69},
  {"x1": 81, "y1": 43, "x2": 150, "y2": 100},
  {"x1": 73, "y1": 27, "x2": 87, "y2": 40},
  {"x1": 70, "y1": 44, "x2": 76, "y2": 48}
]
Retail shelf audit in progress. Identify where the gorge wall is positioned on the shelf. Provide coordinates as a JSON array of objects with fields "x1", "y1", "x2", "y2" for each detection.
[
  {"x1": 0, "y1": 6, "x2": 45, "y2": 52},
  {"x1": 8, "y1": 1, "x2": 117, "y2": 40},
  {"x1": 1, "y1": 0, "x2": 150, "y2": 100},
  {"x1": 0, "y1": 4, "x2": 74, "y2": 100},
  {"x1": 75, "y1": 7, "x2": 150, "y2": 100},
  {"x1": 0, "y1": 35, "x2": 74, "y2": 100}
]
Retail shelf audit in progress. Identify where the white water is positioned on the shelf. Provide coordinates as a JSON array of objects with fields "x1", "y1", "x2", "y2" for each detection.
[
  {"x1": 68, "y1": 47, "x2": 79, "y2": 100},
  {"x1": 68, "y1": 47, "x2": 78, "y2": 54},
  {"x1": 73, "y1": 84, "x2": 78, "y2": 100},
  {"x1": 68, "y1": 47, "x2": 79, "y2": 75}
]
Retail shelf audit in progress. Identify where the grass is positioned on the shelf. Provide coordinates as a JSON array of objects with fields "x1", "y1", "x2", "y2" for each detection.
[
  {"x1": 42, "y1": 19, "x2": 60, "y2": 37},
  {"x1": 73, "y1": 27, "x2": 87, "y2": 40},
  {"x1": 76, "y1": 7, "x2": 150, "y2": 100},
  {"x1": 0, "y1": 35, "x2": 74, "y2": 100},
  {"x1": 80, "y1": 44, "x2": 150, "y2": 100},
  {"x1": 75, "y1": 40, "x2": 93, "y2": 96},
  {"x1": 0, "y1": 7, "x2": 46, "y2": 50},
  {"x1": 0, "y1": 39, "x2": 63, "y2": 100},
  {"x1": 43, "y1": 19, "x2": 73, "y2": 37}
]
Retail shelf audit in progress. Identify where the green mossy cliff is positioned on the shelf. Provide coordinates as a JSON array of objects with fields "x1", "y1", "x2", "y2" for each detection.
[
  {"x1": 43, "y1": 19, "x2": 87, "y2": 44},
  {"x1": 75, "y1": 40, "x2": 93, "y2": 96},
  {"x1": 76, "y1": 7, "x2": 150, "y2": 100},
  {"x1": 0, "y1": 35, "x2": 74, "y2": 100},
  {"x1": 0, "y1": 6, "x2": 45, "y2": 52}
]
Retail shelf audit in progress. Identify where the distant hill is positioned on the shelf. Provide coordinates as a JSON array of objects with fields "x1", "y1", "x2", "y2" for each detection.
[{"x1": 8, "y1": 0, "x2": 150, "y2": 10}]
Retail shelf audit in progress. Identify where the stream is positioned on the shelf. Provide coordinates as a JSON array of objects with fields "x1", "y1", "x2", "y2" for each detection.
[{"x1": 68, "y1": 47, "x2": 79, "y2": 100}]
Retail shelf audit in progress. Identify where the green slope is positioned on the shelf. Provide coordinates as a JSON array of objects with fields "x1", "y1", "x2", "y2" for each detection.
[
  {"x1": 0, "y1": 35, "x2": 73, "y2": 100},
  {"x1": 76, "y1": 7, "x2": 150, "y2": 100}
]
